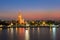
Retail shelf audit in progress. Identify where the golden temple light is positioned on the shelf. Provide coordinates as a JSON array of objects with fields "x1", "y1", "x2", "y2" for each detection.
[
  {"x1": 18, "y1": 12, "x2": 25, "y2": 24},
  {"x1": 42, "y1": 21, "x2": 46, "y2": 25}
]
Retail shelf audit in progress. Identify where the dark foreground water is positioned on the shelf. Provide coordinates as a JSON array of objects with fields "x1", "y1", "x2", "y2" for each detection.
[{"x1": 0, "y1": 27, "x2": 60, "y2": 40}]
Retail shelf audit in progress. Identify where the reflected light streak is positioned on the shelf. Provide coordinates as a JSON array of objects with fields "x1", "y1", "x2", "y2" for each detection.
[
  {"x1": 25, "y1": 30, "x2": 29, "y2": 40},
  {"x1": 16, "y1": 28, "x2": 18, "y2": 33},
  {"x1": 52, "y1": 28, "x2": 56, "y2": 40},
  {"x1": 19, "y1": 28, "x2": 25, "y2": 34},
  {"x1": 19, "y1": 28, "x2": 25, "y2": 38},
  {"x1": 18, "y1": 28, "x2": 25, "y2": 40},
  {"x1": 7, "y1": 28, "x2": 10, "y2": 33},
  {"x1": 19, "y1": 28, "x2": 25, "y2": 40},
  {"x1": 37, "y1": 27, "x2": 40, "y2": 33},
  {"x1": 32, "y1": 28, "x2": 34, "y2": 32},
  {"x1": 7, "y1": 28, "x2": 14, "y2": 40},
  {"x1": 37, "y1": 27, "x2": 40, "y2": 40},
  {"x1": 10, "y1": 28, "x2": 14, "y2": 35},
  {"x1": 50, "y1": 27, "x2": 52, "y2": 32}
]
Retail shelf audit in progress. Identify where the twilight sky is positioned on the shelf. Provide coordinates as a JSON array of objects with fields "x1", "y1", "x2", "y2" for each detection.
[{"x1": 0, "y1": 0, "x2": 60, "y2": 20}]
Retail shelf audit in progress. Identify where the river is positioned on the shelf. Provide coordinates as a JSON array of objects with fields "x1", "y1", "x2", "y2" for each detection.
[{"x1": 0, "y1": 27, "x2": 60, "y2": 40}]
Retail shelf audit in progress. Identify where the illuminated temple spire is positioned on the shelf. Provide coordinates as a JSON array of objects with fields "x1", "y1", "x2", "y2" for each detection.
[{"x1": 18, "y1": 11, "x2": 24, "y2": 24}]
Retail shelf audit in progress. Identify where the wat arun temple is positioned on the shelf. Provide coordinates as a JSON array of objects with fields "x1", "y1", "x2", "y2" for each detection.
[
  {"x1": 18, "y1": 12, "x2": 25, "y2": 24},
  {"x1": 17, "y1": 11, "x2": 30, "y2": 27}
]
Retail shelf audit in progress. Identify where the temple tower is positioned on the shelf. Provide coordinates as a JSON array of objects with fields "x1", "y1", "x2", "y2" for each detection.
[{"x1": 18, "y1": 12, "x2": 24, "y2": 24}]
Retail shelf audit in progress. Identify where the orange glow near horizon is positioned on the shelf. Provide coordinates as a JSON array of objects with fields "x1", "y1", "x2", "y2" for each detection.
[
  {"x1": 0, "y1": 11, "x2": 60, "y2": 20},
  {"x1": 22, "y1": 11, "x2": 60, "y2": 20}
]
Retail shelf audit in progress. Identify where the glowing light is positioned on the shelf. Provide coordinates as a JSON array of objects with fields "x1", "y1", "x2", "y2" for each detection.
[
  {"x1": 50, "y1": 27, "x2": 52, "y2": 32},
  {"x1": 0, "y1": 28, "x2": 2, "y2": 31},
  {"x1": 52, "y1": 28, "x2": 56, "y2": 40},
  {"x1": 26, "y1": 23, "x2": 30, "y2": 26},
  {"x1": 19, "y1": 28, "x2": 25, "y2": 34},
  {"x1": 18, "y1": 12, "x2": 25, "y2": 24},
  {"x1": 37, "y1": 27, "x2": 40, "y2": 33},
  {"x1": 32, "y1": 21, "x2": 34, "y2": 23},
  {"x1": 16, "y1": 28, "x2": 18, "y2": 33},
  {"x1": 41, "y1": 21, "x2": 47, "y2": 26},
  {"x1": 10, "y1": 28, "x2": 13, "y2": 34},
  {"x1": 0, "y1": 25, "x2": 3, "y2": 27},
  {"x1": 25, "y1": 30, "x2": 29, "y2": 40},
  {"x1": 42, "y1": 21, "x2": 46, "y2": 25},
  {"x1": 11, "y1": 23, "x2": 13, "y2": 25}
]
